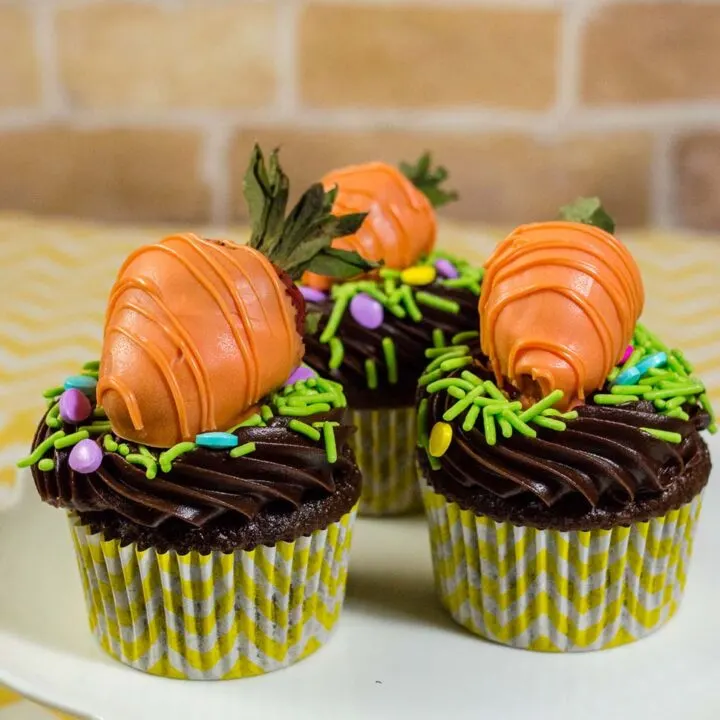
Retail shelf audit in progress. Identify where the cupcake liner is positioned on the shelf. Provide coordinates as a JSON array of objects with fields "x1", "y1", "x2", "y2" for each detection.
[
  {"x1": 69, "y1": 505, "x2": 358, "y2": 679},
  {"x1": 349, "y1": 407, "x2": 422, "y2": 516},
  {"x1": 422, "y1": 484, "x2": 703, "y2": 652}
]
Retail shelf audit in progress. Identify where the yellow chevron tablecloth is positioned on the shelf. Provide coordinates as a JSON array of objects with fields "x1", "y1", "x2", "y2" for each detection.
[{"x1": 0, "y1": 213, "x2": 718, "y2": 717}]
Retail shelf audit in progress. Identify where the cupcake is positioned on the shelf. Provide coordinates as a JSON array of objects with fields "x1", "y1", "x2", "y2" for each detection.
[
  {"x1": 17, "y1": 145, "x2": 371, "y2": 679},
  {"x1": 301, "y1": 154, "x2": 483, "y2": 515},
  {"x1": 417, "y1": 199, "x2": 715, "y2": 652}
]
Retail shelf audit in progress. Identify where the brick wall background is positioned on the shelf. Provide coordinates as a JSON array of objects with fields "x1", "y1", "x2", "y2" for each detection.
[{"x1": 1, "y1": 0, "x2": 720, "y2": 230}]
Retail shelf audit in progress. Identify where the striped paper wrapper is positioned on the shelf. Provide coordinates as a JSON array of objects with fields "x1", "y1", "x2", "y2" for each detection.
[
  {"x1": 349, "y1": 406, "x2": 422, "y2": 516},
  {"x1": 422, "y1": 483, "x2": 703, "y2": 652},
  {"x1": 69, "y1": 505, "x2": 357, "y2": 679}
]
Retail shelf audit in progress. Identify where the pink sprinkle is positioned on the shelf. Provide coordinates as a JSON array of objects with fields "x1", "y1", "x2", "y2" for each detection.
[{"x1": 620, "y1": 345, "x2": 633, "y2": 364}]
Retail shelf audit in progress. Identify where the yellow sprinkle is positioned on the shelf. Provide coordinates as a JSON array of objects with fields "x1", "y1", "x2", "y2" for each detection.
[
  {"x1": 401, "y1": 265, "x2": 437, "y2": 287},
  {"x1": 429, "y1": 421, "x2": 453, "y2": 458}
]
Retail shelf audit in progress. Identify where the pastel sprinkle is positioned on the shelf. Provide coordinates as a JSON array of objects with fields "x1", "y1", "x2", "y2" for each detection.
[
  {"x1": 613, "y1": 366, "x2": 642, "y2": 386},
  {"x1": 298, "y1": 285, "x2": 327, "y2": 303},
  {"x1": 63, "y1": 375, "x2": 98, "y2": 395},
  {"x1": 68, "y1": 439, "x2": 103, "y2": 473},
  {"x1": 229, "y1": 442, "x2": 257, "y2": 459},
  {"x1": 58, "y1": 389, "x2": 93, "y2": 423},
  {"x1": 350, "y1": 292, "x2": 384, "y2": 329},
  {"x1": 435, "y1": 258, "x2": 459, "y2": 279},
  {"x1": 195, "y1": 432, "x2": 239, "y2": 449},
  {"x1": 37, "y1": 458, "x2": 55, "y2": 472},
  {"x1": 285, "y1": 365, "x2": 316, "y2": 386},
  {"x1": 633, "y1": 352, "x2": 668, "y2": 377},
  {"x1": 401, "y1": 265, "x2": 436, "y2": 286},
  {"x1": 620, "y1": 345, "x2": 633, "y2": 364},
  {"x1": 429, "y1": 422, "x2": 453, "y2": 457}
]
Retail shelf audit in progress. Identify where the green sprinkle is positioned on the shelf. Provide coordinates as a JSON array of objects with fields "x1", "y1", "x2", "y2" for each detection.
[
  {"x1": 473, "y1": 396, "x2": 510, "y2": 408},
  {"x1": 643, "y1": 384, "x2": 704, "y2": 401},
  {"x1": 81, "y1": 370, "x2": 99, "y2": 379},
  {"x1": 125, "y1": 453, "x2": 158, "y2": 479},
  {"x1": 432, "y1": 328, "x2": 446, "y2": 349},
  {"x1": 440, "y1": 356, "x2": 473, "y2": 372},
  {"x1": 288, "y1": 419, "x2": 321, "y2": 441},
  {"x1": 426, "y1": 344, "x2": 469, "y2": 359},
  {"x1": 621, "y1": 348, "x2": 645, "y2": 370},
  {"x1": 228, "y1": 414, "x2": 264, "y2": 431},
  {"x1": 532, "y1": 416, "x2": 567, "y2": 432},
  {"x1": 561, "y1": 410, "x2": 579, "y2": 420},
  {"x1": 502, "y1": 411, "x2": 537, "y2": 438},
  {"x1": 77, "y1": 421, "x2": 113, "y2": 435},
  {"x1": 419, "y1": 369, "x2": 444, "y2": 387},
  {"x1": 17, "y1": 430, "x2": 66, "y2": 468},
  {"x1": 278, "y1": 403, "x2": 332, "y2": 417},
  {"x1": 483, "y1": 381, "x2": 507, "y2": 402},
  {"x1": 400, "y1": 286, "x2": 422, "y2": 322},
  {"x1": 654, "y1": 399, "x2": 667, "y2": 410},
  {"x1": 54, "y1": 430, "x2": 89, "y2": 449},
  {"x1": 229, "y1": 442, "x2": 257, "y2": 459},
  {"x1": 382, "y1": 337, "x2": 398, "y2": 384},
  {"x1": 452, "y1": 331, "x2": 479, "y2": 345},
  {"x1": 365, "y1": 359, "x2": 378, "y2": 390},
  {"x1": 664, "y1": 408, "x2": 690, "y2": 421},
  {"x1": 45, "y1": 403, "x2": 61, "y2": 428},
  {"x1": 427, "y1": 449, "x2": 442, "y2": 471},
  {"x1": 287, "y1": 393, "x2": 338, "y2": 406},
  {"x1": 319, "y1": 295, "x2": 350, "y2": 343},
  {"x1": 93, "y1": 406, "x2": 107, "y2": 418},
  {"x1": 607, "y1": 368, "x2": 620, "y2": 383},
  {"x1": 447, "y1": 386, "x2": 466, "y2": 400},
  {"x1": 83, "y1": 361, "x2": 101, "y2": 371},
  {"x1": 443, "y1": 386, "x2": 487, "y2": 422},
  {"x1": 672, "y1": 349, "x2": 694, "y2": 375},
  {"x1": 486, "y1": 401, "x2": 522, "y2": 415},
  {"x1": 417, "y1": 398, "x2": 429, "y2": 448},
  {"x1": 665, "y1": 395, "x2": 688, "y2": 410},
  {"x1": 323, "y1": 422, "x2": 338, "y2": 463},
  {"x1": 641, "y1": 427, "x2": 682, "y2": 444},
  {"x1": 610, "y1": 384, "x2": 646, "y2": 395},
  {"x1": 639, "y1": 373, "x2": 673, "y2": 386},
  {"x1": 425, "y1": 347, "x2": 470, "y2": 373},
  {"x1": 498, "y1": 416, "x2": 513, "y2": 438},
  {"x1": 415, "y1": 291, "x2": 460, "y2": 314},
  {"x1": 462, "y1": 405, "x2": 480, "y2": 432},
  {"x1": 103, "y1": 434, "x2": 118, "y2": 452},
  {"x1": 594, "y1": 394, "x2": 639, "y2": 405},
  {"x1": 483, "y1": 407, "x2": 497, "y2": 446},
  {"x1": 42, "y1": 386, "x2": 65, "y2": 399},
  {"x1": 387, "y1": 303, "x2": 407, "y2": 319},
  {"x1": 667, "y1": 355, "x2": 687, "y2": 376},
  {"x1": 460, "y1": 370, "x2": 482, "y2": 386},
  {"x1": 329, "y1": 337, "x2": 345, "y2": 370},
  {"x1": 118, "y1": 444, "x2": 130, "y2": 456},
  {"x1": 158, "y1": 441, "x2": 196, "y2": 472},
  {"x1": 138, "y1": 445, "x2": 155, "y2": 459},
  {"x1": 518, "y1": 389, "x2": 565, "y2": 423},
  {"x1": 379, "y1": 268, "x2": 401, "y2": 279},
  {"x1": 699, "y1": 392, "x2": 717, "y2": 434},
  {"x1": 427, "y1": 377, "x2": 476, "y2": 394},
  {"x1": 261, "y1": 405, "x2": 274, "y2": 422},
  {"x1": 384, "y1": 277, "x2": 397, "y2": 296},
  {"x1": 37, "y1": 458, "x2": 55, "y2": 472}
]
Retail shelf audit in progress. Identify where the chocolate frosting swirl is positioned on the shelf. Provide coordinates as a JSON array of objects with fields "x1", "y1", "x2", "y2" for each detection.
[
  {"x1": 303, "y1": 282, "x2": 479, "y2": 409},
  {"x1": 420, "y1": 347, "x2": 712, "y2": 529},
  {"x1": 31, "y1": 409, "x2": 356, "y2": 531}
]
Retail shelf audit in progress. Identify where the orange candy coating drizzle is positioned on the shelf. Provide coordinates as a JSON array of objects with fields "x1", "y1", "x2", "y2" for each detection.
[
  {"x1": 479, "y1": 221, "x2": 644, "y2": 410},
  {"x1": 97, "y1": 233, "x2": 303, "y2": 448}
]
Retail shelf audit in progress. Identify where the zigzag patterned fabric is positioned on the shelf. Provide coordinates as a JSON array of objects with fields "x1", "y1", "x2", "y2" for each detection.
[
  {"x1": 350, "y1": 407, "x2": 422, "y2": 515},
  {"x1": 70, "y1": 507, "x2": 357, "y2": 679},
  {"x1": 423, "y1": 488, "x2": 703, "y2": 652}
]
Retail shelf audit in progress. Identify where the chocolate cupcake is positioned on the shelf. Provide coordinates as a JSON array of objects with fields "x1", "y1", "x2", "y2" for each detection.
[
  {"x1": 417, "y1": 200, "x2": 715, "y2": 651},
  {"x1": 301, "y1": 154, "x2": 482, "y2": 515},
  {"x1": 17, "y1": 146, "x2": 371, "y2": 679}
]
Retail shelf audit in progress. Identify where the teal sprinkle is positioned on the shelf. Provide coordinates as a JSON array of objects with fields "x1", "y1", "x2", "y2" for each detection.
[
  {"x1": 365, "y1": 359, "x2": 378, "y2": 390},
  {"x1": 229, "y1": 442, "x2": 257, "y2": 459},
  {"x1": 288, "y1": 419, "x2": 321, "y2": 441},
  {"x1": 452, "y1": 331, "x2": 479, "y2": 345},
  {"x1": 329, "y1": 337, "x2": 345, "y2": 370},
  {"x1": 432, "y1": 328, "x2": 446, "y2": 349},
  {"x1": 382, "y1": 337, "x2": 398, "y2": 384}
]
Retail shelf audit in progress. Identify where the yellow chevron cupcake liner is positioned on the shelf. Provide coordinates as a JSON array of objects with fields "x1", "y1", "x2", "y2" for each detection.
[
  {"x1": 68, "y1": 505, "x2": 357, "y2": 679},
  {"x1": 422, "y1": 486, "x2": 703, "y2": 652},
  {"x1": 349, "y1": 407, "x2": 422, "y2": 516}
]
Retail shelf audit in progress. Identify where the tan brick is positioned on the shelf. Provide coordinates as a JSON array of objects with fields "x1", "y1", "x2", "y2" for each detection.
[
  {"x1": 0, "y1": 6, "x2": 40, "y2": 108},
  {"x1": 0, "y1": 128, "x2": 210, "y2": 222},
  {"x1": 299, "y1": 5, "x2": 559, "y2": 109},
  {"x1": 57, "y1": 2, "x2": 276, "y2": 110},
  {"x1": 582, "y1": 4, "x2": 720, "y2": 104},
  {"x1": 230, "y1": 130, "x2": 652, "y2": 227},
  {"x1": 672, "y1": 133, "x2": 720, "y2": 231}
]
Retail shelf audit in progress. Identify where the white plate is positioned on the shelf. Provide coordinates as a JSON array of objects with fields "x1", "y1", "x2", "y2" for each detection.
[{"x1": 1, "y1": 438, "x2": 720, "y2": 720}]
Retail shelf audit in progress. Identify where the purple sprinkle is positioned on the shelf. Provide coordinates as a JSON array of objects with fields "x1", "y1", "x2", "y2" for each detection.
[
  {"x1": 620, "y1": 345, "x2": 633, "y2": 364},
  {"x1": 285, "y1": 365, "x2": 317, "y2": 386},
  {"x1": 68, "y1": 439, "x2": 104, "y2": 474},
  {"x1": 58, "y1": 388, "x2": 92, "y2": 423},
  {"x1": 435, "y1": 258, "x2": 459, "y2": 279},
  {"x1": 298, "y1": 285, "x2": 328, "y2": 304},
  {"x1": 350, "y1": 293, "x2": 384, "y2": 330}
]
